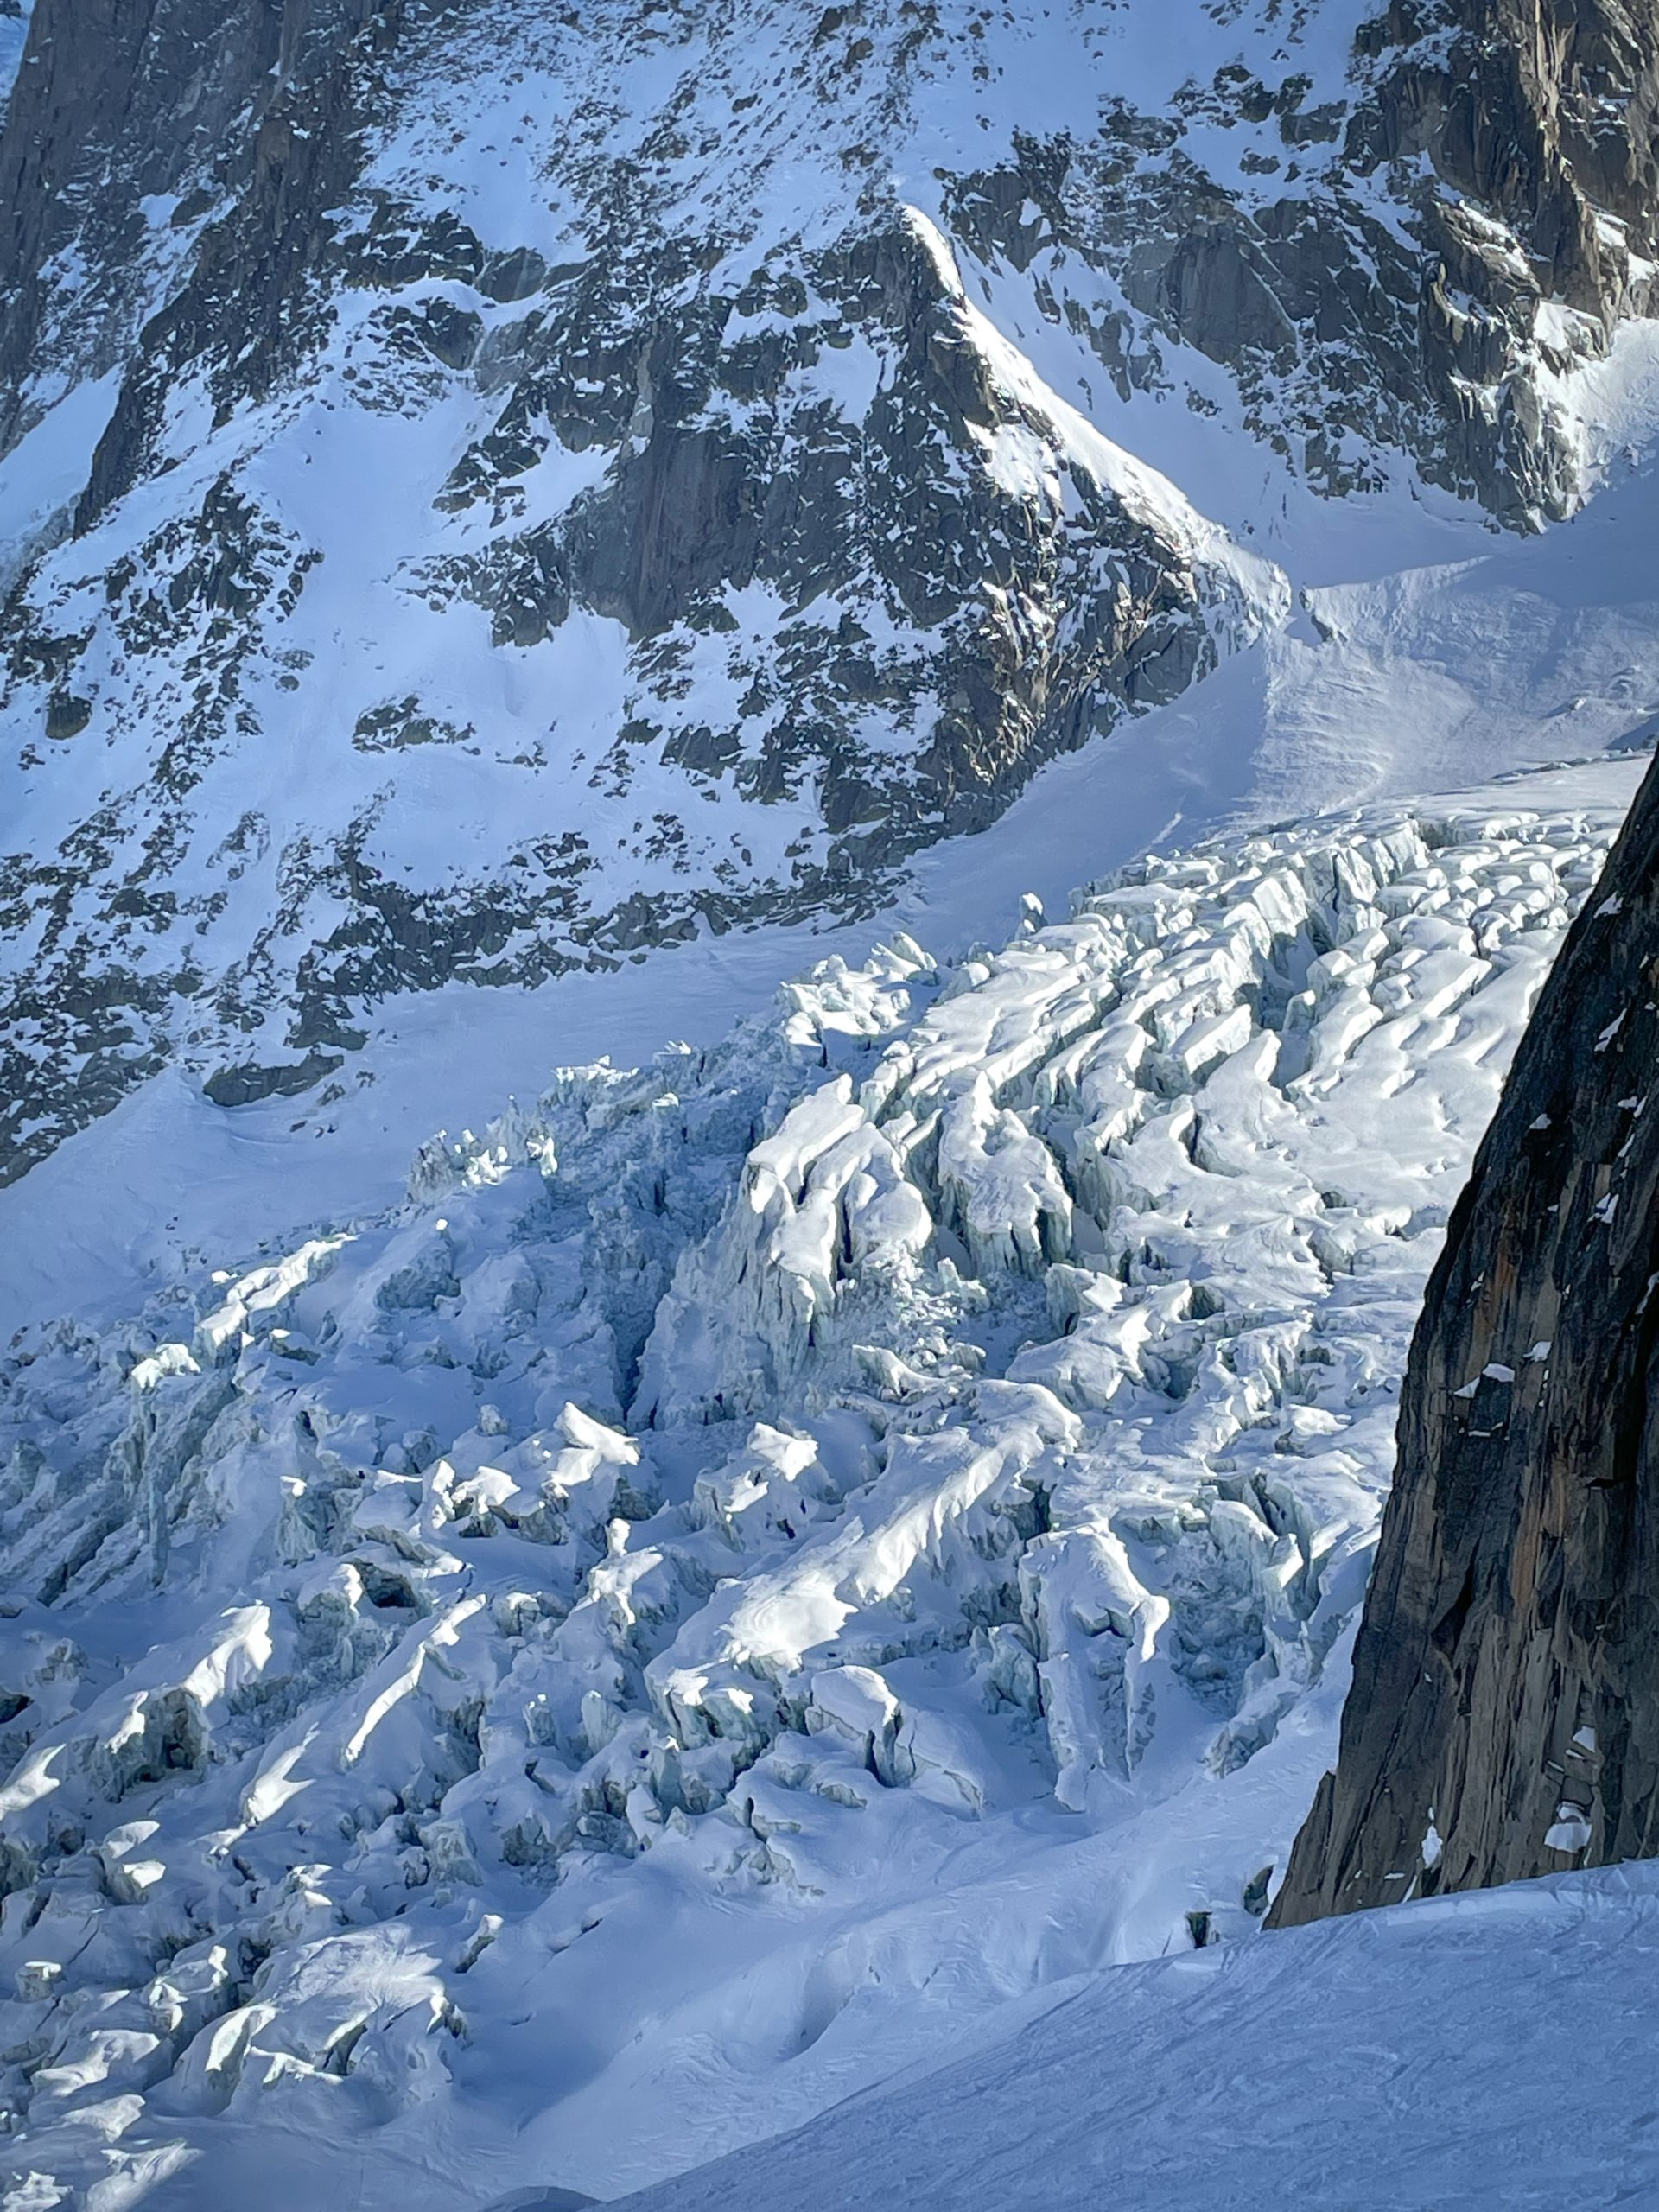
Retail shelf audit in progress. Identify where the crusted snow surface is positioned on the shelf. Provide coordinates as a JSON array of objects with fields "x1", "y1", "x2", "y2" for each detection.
[
  {"x1": 622, "y1": 1859, "x2": 1659, "y2": 2212},
  {"x1": 0, "y1": 761, "x2": 1636, "y2": 2208}
]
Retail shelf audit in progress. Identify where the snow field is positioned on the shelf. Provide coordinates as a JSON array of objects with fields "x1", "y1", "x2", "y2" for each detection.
[{"x1": 620, "y1": 1856, "x2": 1659, "y2": 2212}]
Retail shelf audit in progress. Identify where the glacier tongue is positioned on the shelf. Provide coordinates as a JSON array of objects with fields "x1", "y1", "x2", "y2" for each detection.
[{"x1": 0, "y1": 755, "x2": 1640, "y2": 2208}]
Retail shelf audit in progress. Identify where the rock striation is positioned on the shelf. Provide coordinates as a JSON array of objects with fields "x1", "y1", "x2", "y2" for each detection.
[{"x1": 1272, "y1": 747, "x2": 1659, "y2": 1923}]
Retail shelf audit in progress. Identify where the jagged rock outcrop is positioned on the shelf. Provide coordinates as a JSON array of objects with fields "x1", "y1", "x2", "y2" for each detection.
[
  {"x1": 3, "y1": 0, "x2": 1659, "y2": 1182},
  {"x1": 1272, "y1": 747, "x2": 1659, "y2": 1923}
]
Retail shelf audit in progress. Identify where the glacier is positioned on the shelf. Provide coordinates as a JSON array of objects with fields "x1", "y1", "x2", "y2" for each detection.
[
  {"x1": 0, "y1": 752, "x2": 1639, "y2": 2209},
  {"x1": 6, "y1": 0, "x2": 1659, "y2": 2200}
]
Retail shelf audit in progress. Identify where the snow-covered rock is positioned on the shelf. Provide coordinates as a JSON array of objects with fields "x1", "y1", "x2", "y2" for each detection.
[{"x1": 5, "y1": 0, "x2": 1659, "y2": 1181}]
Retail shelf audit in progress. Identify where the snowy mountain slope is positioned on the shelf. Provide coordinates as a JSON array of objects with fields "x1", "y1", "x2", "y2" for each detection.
[
  {"x1": 8, "y1": 413, "x2": 1659, "y2": 1347},
  {"x1": 5, "y1": 0, "x2": 1659, "y2": 1190},
  {"x1": 615, "y1": 1857, "x2": 1659, "y2": 2212},
  {"x1": 0, "y1": 755, "x2": 1637, "y2": 2209}
]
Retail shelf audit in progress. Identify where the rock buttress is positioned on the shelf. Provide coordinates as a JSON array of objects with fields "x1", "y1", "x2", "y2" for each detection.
[{"x1": 1272, "y1": 748, "x2": 1659, "y2": 1924}]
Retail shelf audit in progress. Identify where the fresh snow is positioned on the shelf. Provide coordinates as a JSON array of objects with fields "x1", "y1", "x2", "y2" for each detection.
[
  {"x1": 0, "y1": 756, "x2": 1638, "y2": 2209},
  {"x1": 618, "y1": 1859, "x2": 1659, "y2": 2212}
]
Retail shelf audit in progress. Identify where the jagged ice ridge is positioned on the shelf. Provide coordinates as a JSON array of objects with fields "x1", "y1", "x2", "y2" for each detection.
[{"x1": 0, "y1": 755, "x2": 1639, "y2": 2209}]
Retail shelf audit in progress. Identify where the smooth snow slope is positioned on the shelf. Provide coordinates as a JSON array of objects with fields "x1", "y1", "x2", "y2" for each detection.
[
  {"x1": 617, "y1": 1859, "x2": 1659, "y2": 2212},
  {"x1": 0, "y1": 756, "x2": 1638, "y2": 2210}
]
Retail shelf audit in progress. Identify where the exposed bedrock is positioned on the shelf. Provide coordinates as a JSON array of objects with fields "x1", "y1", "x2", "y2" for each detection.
[
  {"x1": 1273, "y1": 748, "x2": 1659, "y2": 1923},
  {"x1": 3, "y1": 0, "x2": 1659, "y2": 1181}
]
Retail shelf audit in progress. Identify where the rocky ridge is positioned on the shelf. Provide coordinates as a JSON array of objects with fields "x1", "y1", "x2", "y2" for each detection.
[{"x1": 1, "y1": 0, "x2": 1657, "y2": 1181}]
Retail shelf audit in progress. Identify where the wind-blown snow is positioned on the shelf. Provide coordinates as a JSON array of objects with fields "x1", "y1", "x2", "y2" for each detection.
[
  {"x1": 0, "y1": 755, "x2": 1637, "y2": 2209},
  {"x1": 620, "y1": 1859, "x2": 1659, "y2": 2212}
]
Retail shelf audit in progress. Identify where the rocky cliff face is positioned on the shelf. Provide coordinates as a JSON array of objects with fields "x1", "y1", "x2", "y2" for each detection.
[
  {"x1": 1272, "y1": 746, "x2": 1659, "y2": 1923},
  {"x1": 2, "y1": 0, "x2": 1658, "y2": 1184}
]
